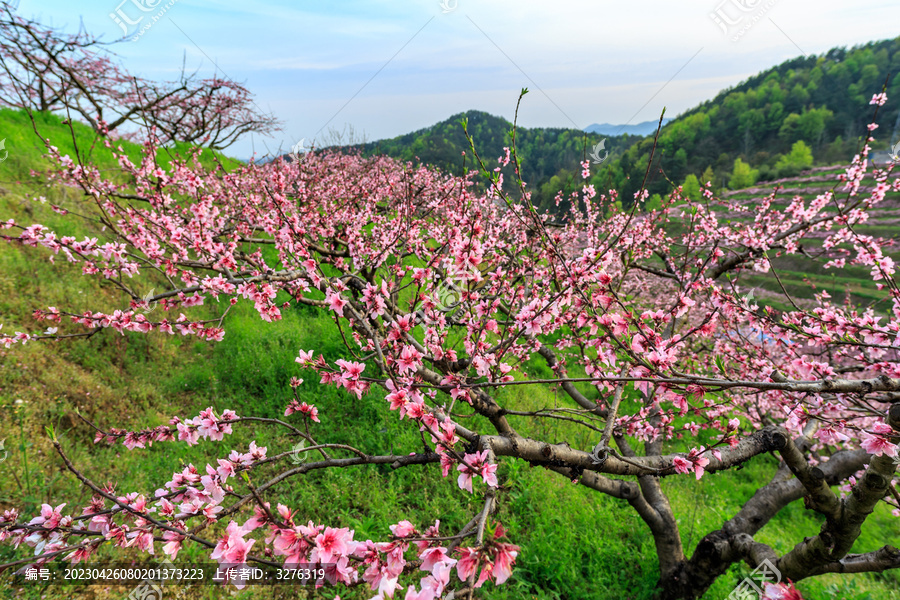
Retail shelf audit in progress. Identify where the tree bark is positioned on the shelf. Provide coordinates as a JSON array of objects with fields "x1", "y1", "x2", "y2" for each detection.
[{"x1": 656, "y1": 439, "x2": 870, "y2": 600}]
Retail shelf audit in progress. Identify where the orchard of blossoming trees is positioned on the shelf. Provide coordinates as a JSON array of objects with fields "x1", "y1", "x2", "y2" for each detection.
[
  {"x1": 1, "y1": 40, "x2": 900, "y2": 596},
  {"x1": 0, "y1": 1, "x2": 280, "y2": 149}
]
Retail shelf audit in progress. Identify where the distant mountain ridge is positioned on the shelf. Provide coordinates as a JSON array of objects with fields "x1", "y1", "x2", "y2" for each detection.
[
  {"x1": 583, "y1": 119, "x2": 672, "y2": 136},
  {"x1": 337, "y1": 110, "x2": 644, "y2": 212}
]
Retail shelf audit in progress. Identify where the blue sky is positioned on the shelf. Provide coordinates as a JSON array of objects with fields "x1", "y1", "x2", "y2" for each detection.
[{"x1": 16, "y1": 0, "x2": 900, "y2": 159}]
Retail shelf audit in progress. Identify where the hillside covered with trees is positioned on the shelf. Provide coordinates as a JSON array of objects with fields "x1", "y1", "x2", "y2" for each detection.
[
  {"x1": 338, "y1": 37, "x2": 900, "y2": 214},
  {"x1": 342, "y1": 109, "x2": 645, "y2": 214},
  {"x1": 602, "y1": 37, "x2": 900, "y2": 204}
]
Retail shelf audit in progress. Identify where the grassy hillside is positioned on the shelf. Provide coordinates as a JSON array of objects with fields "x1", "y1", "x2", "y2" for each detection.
[{"x1": 0, "y1": 109, "x2": 899, "y2": 600}]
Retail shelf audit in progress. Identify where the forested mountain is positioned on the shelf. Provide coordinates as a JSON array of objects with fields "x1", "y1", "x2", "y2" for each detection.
[
  {"x1": 340, "y1": 110, "x2": 646, "y2": 213},
  {"x1": 610, "y1": 37, "x2": 900, "y2": 204},
  {"x1": 334, "y1": 36, "x2": 900, "y2": 214}
]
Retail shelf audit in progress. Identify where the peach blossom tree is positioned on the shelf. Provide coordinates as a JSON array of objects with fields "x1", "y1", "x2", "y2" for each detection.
[{"x1": 1, "y1": 91, "x2": 900, "y2": 599}]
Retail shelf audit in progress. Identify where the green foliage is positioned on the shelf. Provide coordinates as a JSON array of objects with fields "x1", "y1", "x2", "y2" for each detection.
[
  {"x1": 774, "y1": 140, "x2": 814, "y2": 178},
  {"x1": 681, "y1": 173, "x2": 701, "y2": 201},
  {"x1": 700, "y1": 165, "x2": 717, "y2": 193},
  {"x1": 644, "y1": 193, "x2": 663, "y2": 212},
  {"x1": 728, "y1": 158, "x2": 758, "y2": 189},
  {"x1": 797, "y1": 106, "x2": 834, "y2": 146},
  {"x1": 778, "y1": 112, "x2": 802, "y2": 143}
]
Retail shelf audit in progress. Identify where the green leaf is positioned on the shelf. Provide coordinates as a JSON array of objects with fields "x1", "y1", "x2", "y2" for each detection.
[{"x1": 715, "y1": 354, "x2": 727, "y2": 377}]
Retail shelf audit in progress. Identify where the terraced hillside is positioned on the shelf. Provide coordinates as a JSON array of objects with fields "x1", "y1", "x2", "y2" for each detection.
[{"x1": 698, "y1": 163, "x2": 899, "y2": 312}]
